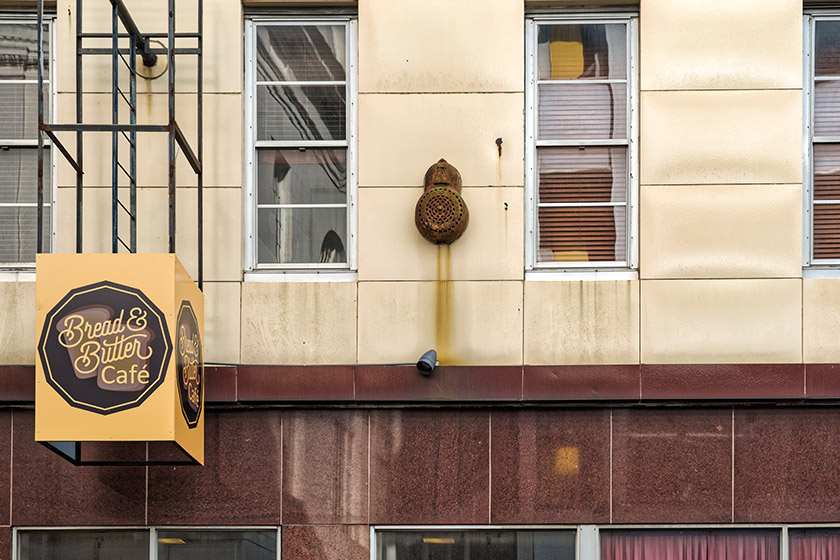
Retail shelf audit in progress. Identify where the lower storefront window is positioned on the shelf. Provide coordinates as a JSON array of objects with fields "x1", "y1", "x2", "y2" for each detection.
[
  {"x1": 601, "y1": 529, "x2": 780, "y2": 560},
  {"x1": 17, "y1": 529, "x2": 278, "y2": 560},
  {"x1": 375, "y1": 530, "x2": 576, "y2": 560}
]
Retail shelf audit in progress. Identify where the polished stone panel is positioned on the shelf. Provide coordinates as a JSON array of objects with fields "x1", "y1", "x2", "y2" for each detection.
[
  {"x1": 370, "y1": 409, "x2": 490, "y2": 524},
  {"x1": 735, "y1": 408, "x2": 840, "y2": 522},
  {"x1": 0, "y1": 413, "x2": 9, "y2": 526},
  {"x1": 148, "y1": 410, "x2": 282, "y2": 525},
  {"x1": 283, "y1": 410, "x2": 369, "y2": 524},
  {"x1": 0, "y1": 366, "x2": 34, "y2": 402},
  {"x1": 356, "y1": 365, "x2": 521, "y2": 401},
  {"x1": 205, "y1": 366, "x2": 237, "y2": 403},
  {"x1": 806, "y1": 364, "x2": 840, "y2": 398},
  {"x1": 282, "y1": 525, "x2": 368, "y2": 560},
  {"x1": 490, "y1": 409, "x2": 610, "y2": 523},
  {"x1": 523, "y1": 366, "x2": 640, "y2": 401},
  {"x1": 612, "y1": 408, "x2": 732, "y2": 523},
  {"x1": 11, "y1": 411, "x2": 145, "y2": 526},
  {"x1": 238, "y1": 366, "x2": 355, "y2": 401},
  {"x1": 642, "y1": 364, "x2": 805, "y2": 399},
  {"x1": 0, "y1": 526, "x2": 9, "y2": 560}
]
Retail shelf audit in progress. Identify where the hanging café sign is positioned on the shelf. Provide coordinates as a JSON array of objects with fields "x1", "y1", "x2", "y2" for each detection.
[{"x1": 35, "y1": 254, "x2": 204, "y2": 465}]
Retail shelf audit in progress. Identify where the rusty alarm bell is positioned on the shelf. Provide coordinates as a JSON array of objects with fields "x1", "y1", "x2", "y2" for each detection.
[{"x1": 415, "y1": 159, "x2": 469, "y2": 245}]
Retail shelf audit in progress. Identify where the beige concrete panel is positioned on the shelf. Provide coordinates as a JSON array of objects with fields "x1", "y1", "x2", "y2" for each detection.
[
  {"x1": 56, "y1": 93, "x2": 242, "y2": 189},
  {"x1": 640, "y1": 90, "x2": 802, "y2": 185},
  {"x1": 803, "y1": 279, "x2": 840, "y2": 363},
  {"x1": 640, "y1": 184, "x2": 803, "y2": 279},
  {"x1": 358, "y1": 187, "x2": 524, "y2": 281},
  {"x1": 525, "y1": 280, "x2": 639, "y2": 365},
  {"x1": 359, "y1": 93, "x2": 524, "y2": 187},
  {"x1": 641, "y1": 279, "x2": 802, "y2": 364},
  {"x1": 357, "y1": 281, "x2": 523, "y2": 365},
  {"x1": 203, "y1": 281, "x2": 241, "y2": 364},
  {"x1": 55, "y1": 186, "x2": 241, "y2": 281},
  {"x1": 0, "y1": 281, "x2": 36, "y2": 364},
  {"x1": 359, "y1": 0, "x2": 523, "y2": 93},
  {"x1": 241, "y1": 281, "x2": 357, "y2": 364},
  {"x1": 640, "y1": 0, "x2": 801, "y2": 90},
  {"x1": 56, "y1": 0, "x2": 242, "y2": 94}
]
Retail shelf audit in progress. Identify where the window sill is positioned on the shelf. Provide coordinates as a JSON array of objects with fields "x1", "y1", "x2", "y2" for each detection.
[
  {"x1": 526, "y1": 269, "x2": 638, "y2": 281},
  {"x1": 244, "y1": 269, "x2": 358, "y2": 282},
  {"x1": 803, "y1": 267, "x2": 840, "y2": 279},
  {"x1": 0, "y1": 269, "x2": 36, "y2": 282}
]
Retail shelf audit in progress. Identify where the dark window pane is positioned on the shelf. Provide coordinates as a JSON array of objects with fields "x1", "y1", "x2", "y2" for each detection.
[
  {"x1": 814, "y1": 80, "x2": 840, "y2": 137},
  {"x1": 538, "y1": 83, "x2": 626, "y2": 140},
  {"x1": 538, "y1": 146, "x2": 626, "y2": 204},
  {"x1": 601, "y1": 529, "x2": 779, "y2": 560},
  {"x1": 814, "y1": 202, "x2": 840, "y2": 259},
  {"x1": 256, "y1": 24, "x2": 345, "y2": 82},
  {"x1": 0, "y1": 204, "x2": 50, "y2": 262},
  {"x1": 157, "y1": 530, "x2": 276, "y2": 560},
  {"x1": 790, "y1": 529, "x2": 840, "y2": 560},
  {"x1": 538, "y1": 205, "x2": 626, "y2": 263},
  {"x1": 814, "y1": 144, "x2": 840, "y2": 200},
  {"x1": 257, "y1": 148, "x2": 346, "y2": 204},
  {"x1": 0, "y1": 82, "x2": 48, "y2": 139},
  {"x1": 258, "y1": 206, "x2": 347, "y2": 264},
  {"x1": 816, "y1": 21, "x2": 840, "y2": 77},
  {"x1": 376, "y1": 530, "x2": 575, "y2": 560},
  {"x1": 0, "y1": 147, "x2": 50, "y2": 203},
  {"x1": 538, "y1": 23, "x2": 626, "y2": 80},
  {"x1": 257, "y1": 84, "x2": 345, "y2": 142},
  {"x1": 18, "y1": 530, "x2": 148, "y2": 560},
  {"x1": 0, "y1": 23, "x2": 48, "y2": 79}
]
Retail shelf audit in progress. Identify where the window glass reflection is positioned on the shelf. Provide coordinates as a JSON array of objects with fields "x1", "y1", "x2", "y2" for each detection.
[{"x1": 377, "y1": 530, "x2": 575, "y2": 560}]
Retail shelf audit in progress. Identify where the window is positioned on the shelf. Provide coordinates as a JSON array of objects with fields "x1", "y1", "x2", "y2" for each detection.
[
  {"x1": 526, "y1": 15, "x2": 637, "y2": 270},
  {"x1": 601, "y1": 529, "x2": 779, "y2": 560},
  {"x1": 375, "y1": 529, "x2": 576, "y2": 560},
  {"x1": 0, "y1": 18, "x2": 52, "y2": 266},
  {"x1": 245, "y1": 18, "x2": 356, "y2": 271},
  {"x1": 806, "y1": 14, "x2": 840, "y2": 266},
  {"x1": 16, "y1": 528, "x2": 278, "y2": 560}
]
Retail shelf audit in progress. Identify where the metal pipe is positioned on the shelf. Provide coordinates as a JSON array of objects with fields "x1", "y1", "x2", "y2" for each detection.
[
  {"x1": 76, "y1": 0, "x2": 83, "y2": 253},
  {"x1": 109, "y1": 0, "x2": 158, "y2": 67},
  {"x1": 112, "y1": 2, "x2": 119, "y2": 254},
  {"x1": 130, "y1": 37, "x2": 137, "y2": 253},
  {"x1": 197, "y1": 0, "x2": 204, "y2": 290},
  {"x1": 168, "y1": 0, "x2": 176, "y2": 254},
  {"x1": 37, "y1": 0, "x2": 44, "y2": 255}
]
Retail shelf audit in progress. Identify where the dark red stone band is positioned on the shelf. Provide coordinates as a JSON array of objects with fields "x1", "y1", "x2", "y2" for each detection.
[{"x1": 1, "y1": 363, "x2": 835, "y2": 404}]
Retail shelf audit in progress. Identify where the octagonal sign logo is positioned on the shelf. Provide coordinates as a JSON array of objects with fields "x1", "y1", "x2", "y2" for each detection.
[
  {"x1": 176, "y1": 301, "x2": 202, "y2": 428},
  {"x1": 38, "y1": 281, "x2": 173, "y2": 415}
]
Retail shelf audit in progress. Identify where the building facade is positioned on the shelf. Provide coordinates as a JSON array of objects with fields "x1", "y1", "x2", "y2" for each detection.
[{"x1": 2, "y1": 0, "x2": 840, "y2": 558}]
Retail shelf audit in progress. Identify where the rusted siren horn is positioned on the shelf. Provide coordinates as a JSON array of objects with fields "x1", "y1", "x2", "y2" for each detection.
[{"x1": 415, "y1": 159, "x2": 469, "y2": 244}]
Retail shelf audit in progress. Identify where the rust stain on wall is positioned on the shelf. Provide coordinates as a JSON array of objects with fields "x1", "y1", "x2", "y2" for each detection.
[{"x1": 435, "y1": 244, "x2": 453, "y2": 365}]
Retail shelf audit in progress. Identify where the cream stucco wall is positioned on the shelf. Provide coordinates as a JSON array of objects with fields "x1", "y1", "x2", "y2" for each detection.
[{"x1": 6, "y1": 0, "x2": 840, "y2": 369}]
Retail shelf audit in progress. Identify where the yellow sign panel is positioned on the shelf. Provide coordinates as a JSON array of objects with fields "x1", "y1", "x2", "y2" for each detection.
[{"x1": 35, "y1": 254, "x2": 204, "y2": 465}]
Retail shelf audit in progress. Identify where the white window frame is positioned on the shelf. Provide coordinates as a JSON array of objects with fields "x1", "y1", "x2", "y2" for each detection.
[
  {"x1": 0, "y1": 16, "x2": 56, "y2": 270},
  {"x1": 244, "y1": 17, "x2": 358, "y2": 275},
  {"x1": 13, "y1": 526, "x2": 282, "y2": 560},
  {"x1": 525, "y1": 13, "x2": 638, "y2": 272}
]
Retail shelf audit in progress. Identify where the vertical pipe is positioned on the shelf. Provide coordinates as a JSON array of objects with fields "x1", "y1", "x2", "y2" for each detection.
[
  {"x1": 168, "y1": 0, "x2": 176, "y2": 254},
  {"x1": 37, "y1": 0, "x2": 44, "y2": 255},
  {"x1": 76, "y1": 0, "x2": 83, "y2": 253},
  {"x1": 112, "y1": 3, "x2": 119, "y2": 253},
  {"x1": 197, "y1": 0, "x2": 203, "y2": 289},
  {"x1": 130, "y1": 39, "x2": 137, "y2": 253}
]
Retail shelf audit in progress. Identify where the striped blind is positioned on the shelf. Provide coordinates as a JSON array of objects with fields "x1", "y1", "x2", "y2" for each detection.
[
  {"x1": 535, "y1": 22, "x2": 629, "y2": 265},
  {"x1": 813, "y1": 21, "x2": 840, "y2": 261}
]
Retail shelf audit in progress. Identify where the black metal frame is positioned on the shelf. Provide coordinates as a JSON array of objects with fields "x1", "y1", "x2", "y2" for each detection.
[{"x1": 36, "y1": 0, "x2": 204, "y2": 289}]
